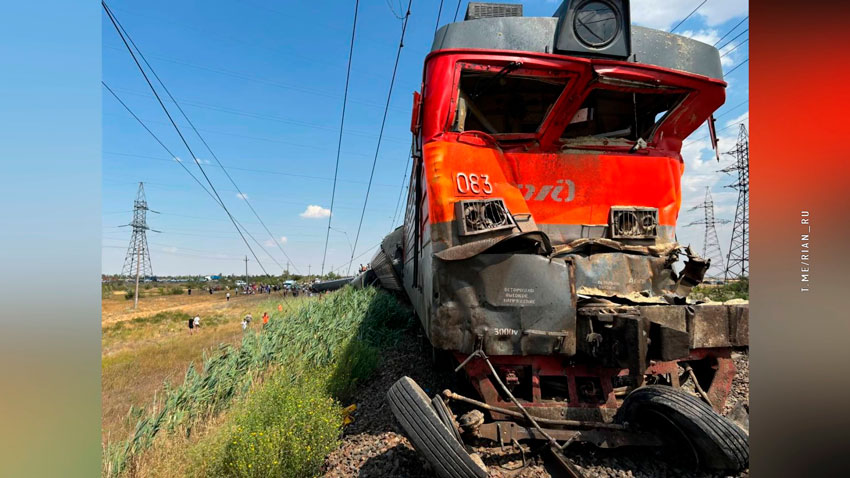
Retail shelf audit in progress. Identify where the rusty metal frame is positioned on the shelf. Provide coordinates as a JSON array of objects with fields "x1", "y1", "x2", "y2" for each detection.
[{"x1": 473, "y1": 421, "x2": 664, "y2": 448}]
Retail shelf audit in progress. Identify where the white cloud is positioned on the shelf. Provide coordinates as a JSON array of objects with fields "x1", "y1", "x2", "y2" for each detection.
[
  {"x1": 236, "y1": 193, "x2": 249, "y2": 200},
  {"x1": 679, "y1": 28, "x2": 720, "y2": 45},
  {"x1": 265, "y1": 236, "x2": 288, "y2": 247},
  {"x1": 174, "y1": 156, "x2": 182, "y2": 163},
  {"x1": 163, "y1": 246, "x2": 178, "y2": 253},
  {"x1": 676, "y1": 108, "x2": 748, "y2": 266},
  {"x1": 300, "y1": 205, "x2": 330, "y2": 218},
  {"x1": 631, "y1": 0, "x2": 748, "y2": 30},
  {"x1": 194, "y1": 157, "x2": 211, "y2": 165}
]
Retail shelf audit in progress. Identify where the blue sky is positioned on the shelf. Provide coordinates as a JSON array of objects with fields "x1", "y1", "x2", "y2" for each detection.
[{"x1": 102, "y1": 0, "x2": 748, "y2": 277}]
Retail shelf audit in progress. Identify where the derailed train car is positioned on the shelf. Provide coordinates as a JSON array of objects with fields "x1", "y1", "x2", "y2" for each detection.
[{"x1": 363, "y1": 2, "x2": 749, "y2": 476}]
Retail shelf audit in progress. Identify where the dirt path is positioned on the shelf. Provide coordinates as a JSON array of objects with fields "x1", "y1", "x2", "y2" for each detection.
[
  {"x1": 102, "y1": 290, "x2": 280, "y2": 326},
  {"x1": 322, "y1": 337, "x2": 750, "y2": 478}
]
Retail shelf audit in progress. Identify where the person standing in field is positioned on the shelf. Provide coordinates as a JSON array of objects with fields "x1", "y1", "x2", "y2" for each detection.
[
  {"x1": 188, "y1": 316, "x2": 194, "y2": 334},
  {"x1": 193, "y1": 315, "x2": 200, "y2": 331},
  {"x1": 188, "y1": 287, "x2": 191, "y2": 295},
  {"x1": 241, "y1": 318, "x2": 247, "y2": 330},
  {"x1": 262, "y1": 312, "x2": 269, "y2": 327},
  {"x1": 226, "y1": 292, "x2": 230, "y2": 302},
  {"x1": 244, "y1": 313, "x2": 253, "y2": 328}
]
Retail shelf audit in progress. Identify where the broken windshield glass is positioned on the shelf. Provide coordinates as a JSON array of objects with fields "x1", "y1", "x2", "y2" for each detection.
[
  {"x1": 452, "y1": 68, "x2": 568, "y2": 135},
  {"x1": 561, "y1": 88, "x2": 685, "y2": 142}
]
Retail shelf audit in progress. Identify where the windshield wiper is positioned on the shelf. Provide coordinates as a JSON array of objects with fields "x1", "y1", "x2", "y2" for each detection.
[{"x1": 470, "y1": 61, "x2": 523, "y2": 100}]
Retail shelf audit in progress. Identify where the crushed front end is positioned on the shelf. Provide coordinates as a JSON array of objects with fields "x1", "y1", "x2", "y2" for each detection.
[{"x1": 379, "y1": 2, "x2": 749, "y2": 475}]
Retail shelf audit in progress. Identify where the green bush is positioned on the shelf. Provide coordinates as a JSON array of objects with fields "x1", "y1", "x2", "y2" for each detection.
[
  {"x1": 691, "y1": 277, "x2": 749, "y2": 302},
  {"x1": 194, "y1": 370, "x2": 340, "y2": 478},
  {"x1": 104, "y1": 287, "x2": 411, "y2": 478}
]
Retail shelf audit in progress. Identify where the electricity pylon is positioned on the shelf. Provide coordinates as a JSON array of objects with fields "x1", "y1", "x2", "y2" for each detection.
[
  {"x1": 121, "y1": 182, "x2": 160, "y2": 308},
  {"x1": 719, "y1": 124, "x2": 749, "y2": 281},
  {"x1": 685, "y1": 187, "x2": 730, "y2": 280}
]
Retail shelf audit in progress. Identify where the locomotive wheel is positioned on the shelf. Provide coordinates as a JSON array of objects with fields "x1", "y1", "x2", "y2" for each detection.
[
  {"x1": 387, "y1": 376, "x2": 488, "y2": 478},
  {"x1": 617, "y1": 385, "x2": 749, "y2": 472}
]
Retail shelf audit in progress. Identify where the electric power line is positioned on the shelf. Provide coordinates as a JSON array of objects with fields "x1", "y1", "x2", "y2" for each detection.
[
  {"x1": 717, "y1": 28, "x2": 748, "y2": 51},
  {"x1": 102, "y1": 2, "x2": 273, "y2": 279},
  {"x1": 103, "y1": 82, "x2": 289, "y2": 272},
  {"x1": 682, "y1": 117, "x2": 747, "y2": 147},
  {"x1": 434, "y1": 0, "x2": 445, "y2": 35},
  {"x1": 322, "y1": 0, "x2": 361, "y2": 276},
  {"x1": 685, "y1": 187, "x2": 729, "y2": 280},
  {"x1": 670, "y1": 0, "x2": 708, "y2": 33},
  {"x1": 713, "y1": 16, "x2": 748, "y2": 47},
  {"x1": 104, "y1": 150, "x2": 401, "y2": 188},
  {"x1": 101, "y1": 83, "x2": 410, "y2": 145},
  {"x1": 453, "y1": 0, "x2": 463, "y2": 22},
  {"x1": 724, "y1": 58, "x2": 749, "y2": 77},
  {"x1": 106, "y1": 6, "x2": 300, "y2": 274},
  {"x1": 102, "y1": 44, "x2": 417, "y2": 113},
  {"x1": 390, "y1": 144, "x2": 413, "y2": 227},
  {"x1": 720, "y1": 38, "x2": 747, "y2": 58},
  {"x1": 348, "y1": 0, "x2": 414, "y2": 275}
]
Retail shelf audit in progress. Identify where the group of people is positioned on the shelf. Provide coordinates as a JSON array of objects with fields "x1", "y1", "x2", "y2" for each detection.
[
  {"x1": 240, "y1": 312, "x2": 270, "y2": 330},
  {"x1": 187, "y1": 315, "x2": 201, "y2": 334},
  {"x1": 189, "y1": 311, "x2": 271, "y2": 334},
  {"x1": 241, "y1": 283, "x2": 276, "y2": 295},
  {"x1": 186, "y1": 286, "x2": 218, "y2": 296}
]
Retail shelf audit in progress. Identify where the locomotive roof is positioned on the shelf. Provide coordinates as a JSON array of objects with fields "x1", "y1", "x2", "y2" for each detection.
[{"x1": 432, "y1": 17, "x2": 724, "y2": 81}]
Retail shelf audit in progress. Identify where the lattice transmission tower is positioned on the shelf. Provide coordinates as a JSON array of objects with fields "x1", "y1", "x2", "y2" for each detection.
[
  {"x1": 719, "y1": 124, "x2": 749, "y2": 280},
  {"x1": 121, "y1": 182, "x2": 159, "y2": 308},
  {"x1": 686, "y1": 187, "x2": 729, "y2": 280}
]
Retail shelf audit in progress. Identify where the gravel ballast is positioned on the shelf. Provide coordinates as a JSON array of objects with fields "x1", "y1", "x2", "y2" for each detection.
[{"x1": 322, "y1": 335, "x2": 749, "y2": 478}]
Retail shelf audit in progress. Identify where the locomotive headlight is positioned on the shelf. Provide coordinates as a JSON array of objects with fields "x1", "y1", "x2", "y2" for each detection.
[
  {"x1": 609, "y1": 207, "x2": 657, "y2": 239},
  {"x1": 574, "y1": 1, "x2": 620, "y2": 47},
  {"x1": 456, "y1": 198, "x2": 516, "y2": 236}
]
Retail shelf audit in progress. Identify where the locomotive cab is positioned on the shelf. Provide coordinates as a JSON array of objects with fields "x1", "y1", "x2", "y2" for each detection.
[{"x1": 377, "y1": 3, "x2": 749, "y2": 474}]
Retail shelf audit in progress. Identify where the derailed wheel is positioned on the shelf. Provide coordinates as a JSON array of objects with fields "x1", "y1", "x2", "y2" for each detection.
[
  {"x1": 387, "y1": 376, "x2": 488, "y2": 478},
  {"x1": 617, "y1": 385, "x2": 749, "y2": 472}
]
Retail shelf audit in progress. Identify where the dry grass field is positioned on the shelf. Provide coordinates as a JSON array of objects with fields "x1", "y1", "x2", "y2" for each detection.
[{"x1": 101, "y1": 290, "x2": 286, "y2": 442}]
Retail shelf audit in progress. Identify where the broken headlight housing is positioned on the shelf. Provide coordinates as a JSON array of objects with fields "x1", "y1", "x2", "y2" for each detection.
[
  {"x1": 456, "y1": 198, "x2": 515, "y2": 236},
  {"x1": 609, "y1": 206, "x2": 658, "y2": 239}
]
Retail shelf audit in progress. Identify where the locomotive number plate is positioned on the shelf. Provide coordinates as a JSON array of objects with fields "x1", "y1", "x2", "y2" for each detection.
[{"x1": 456, "y1": 172, "x2": 493, "y2": 194}]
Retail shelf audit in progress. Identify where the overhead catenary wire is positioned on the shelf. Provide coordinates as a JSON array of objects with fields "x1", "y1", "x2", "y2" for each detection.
[
  {"x1": 102, "y1": 2, "x2": 275, "y2": 282},
  {"x1": 386, "y1": 0, "x2": 405, "y2": 19},
  {"x1": 101, "y1": 83, "x2": 410, "y2": 145},
  {"x1": 452, "y1": 0, "x2": 463, "y2": 22},
  {"x1": 682, "y1": 118, "x2": 748, "y2": 147},
  {"x1": 669, "y1": 0, "x2": 708, "y2": 33},
  {"x1": 713, "y1": 16, "x2": 748, "y2": 47},
  {"x1": 102, "y1": 82, "x2": 288, "y2": 273},
  {"x1": 434, "y1": 0, "x2": 445, "y2": 35},
  {"x1": 105, "y1": 150, "x2": 401, "y2": 188},
  {"x1": 723, "y1": 58, "x2": 748, "y2": 77},
  {"x1": 348, "y1": 0, "x2": 414, "y2": 275},
  {"x1": 716, "y1": 28, "x2": 748, "y2": 51},
  {"x1": 106, "y1": 6, "x2": 300, "y2": 275},
  {"x1": 390, "y1": 144, "x2": 413, "y2": 228},
  {"x1": 321, "y1": 0, "x2": 361, "y2": 276},
  {"x1": 720, "y1": 38, "x2": 747, "y2": 58}
]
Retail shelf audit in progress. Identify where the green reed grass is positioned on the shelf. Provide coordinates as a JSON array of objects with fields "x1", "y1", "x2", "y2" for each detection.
[{"x1": 103, "y1": 287, "x2": 410, "y2": 478}]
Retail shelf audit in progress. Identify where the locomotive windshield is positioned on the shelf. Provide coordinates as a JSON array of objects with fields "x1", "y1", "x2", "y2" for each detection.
[
  {"x1": 561, "y1": 88, "x2": 686, "y2": 141},
  {"x1": 452, "y1": 65, "x2": 567, "y2": 135}
]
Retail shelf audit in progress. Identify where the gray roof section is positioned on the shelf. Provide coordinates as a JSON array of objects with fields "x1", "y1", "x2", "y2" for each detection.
[{"x1": 431, "y1": 18, "x2": 723, "y2": 80}]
